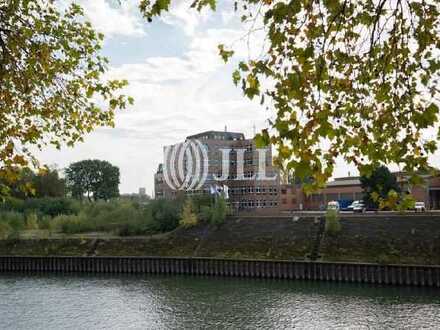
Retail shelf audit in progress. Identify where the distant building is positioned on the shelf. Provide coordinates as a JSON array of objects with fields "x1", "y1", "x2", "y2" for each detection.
[
  {"x1": 279, "y1": 172, "x2": 440, "y2": 210},
  {"x1": 154, "y1": 130, "x2": 280, "y2": 212},
  {"x1": 120, "y1": 188, "x2": 150, "y2": 204}
]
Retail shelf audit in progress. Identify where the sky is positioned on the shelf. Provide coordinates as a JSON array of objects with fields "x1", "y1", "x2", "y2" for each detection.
[
  {"x1": 36, "y1": 0, "x2": 277, "y2": 194},
  {"x1": 36, "y1": 0, "x2": 359, "y2": 194}
]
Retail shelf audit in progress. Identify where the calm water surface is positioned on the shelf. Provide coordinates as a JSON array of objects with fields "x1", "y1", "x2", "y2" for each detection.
[{"x1": 0, "y1": 273, "x2": 440, "y2": 329}]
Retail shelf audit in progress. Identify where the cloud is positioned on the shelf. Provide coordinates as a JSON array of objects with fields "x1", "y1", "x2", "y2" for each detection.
[
  {"x1": 37, "y1": 2, "x2": 272, "y2": 193},
  {"x1": 77, "y1": 0, "x2": 145, "y2": 38},
  {"x1": 160, "y1": 0, "x2": 213, "y2": 36}
]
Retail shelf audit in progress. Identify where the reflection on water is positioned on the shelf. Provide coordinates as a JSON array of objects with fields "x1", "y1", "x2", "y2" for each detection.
[{"x1": 0, "y1": 273, "x2": 439, "y2": 329}]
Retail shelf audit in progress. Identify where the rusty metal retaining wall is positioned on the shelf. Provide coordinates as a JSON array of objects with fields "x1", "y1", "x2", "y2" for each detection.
[{"x1": 0, "y1": 256, "x2": 439, "y2": 287}]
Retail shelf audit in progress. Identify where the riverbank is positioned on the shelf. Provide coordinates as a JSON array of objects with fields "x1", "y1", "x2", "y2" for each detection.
[{"x1": 0, "y1": 215, "x2": 439, "y2": 265}]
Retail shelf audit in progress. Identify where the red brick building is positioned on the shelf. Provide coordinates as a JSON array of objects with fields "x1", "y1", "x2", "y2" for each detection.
[{"x1": 279, "y1": 173, "x2": 440, "y2": 211}]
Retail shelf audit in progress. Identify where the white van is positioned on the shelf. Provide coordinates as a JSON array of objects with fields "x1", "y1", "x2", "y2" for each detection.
[{"x1": 327, "y1": 201, "x2": 340, "y2": 211}]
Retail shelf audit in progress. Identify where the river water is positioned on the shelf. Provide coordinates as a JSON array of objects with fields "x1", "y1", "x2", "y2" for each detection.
[{"x1": 0, "y1": 273, "x2": 439, "y2": 329}]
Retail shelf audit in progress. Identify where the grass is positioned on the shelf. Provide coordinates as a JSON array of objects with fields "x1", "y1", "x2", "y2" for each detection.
[{"x1": 0, "y1": 195, "x2": 227, "y2": 238}]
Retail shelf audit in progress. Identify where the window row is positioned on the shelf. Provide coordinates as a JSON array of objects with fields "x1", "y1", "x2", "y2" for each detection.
[
  {"x1": 238, "y1": 200, "x2": 279, "y2": 208},
  {"x1": 229, "y1": 186, "x2": 278, "y2": 195}
]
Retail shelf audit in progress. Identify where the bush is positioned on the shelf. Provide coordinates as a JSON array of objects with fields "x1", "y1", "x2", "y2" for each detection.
[
  {"x1": 52, "y1": 213, "x2": 91, "y2": 234},
  {"x1": 0, "y1": 197, "x2": 188, "y2": 237},
  {"x1": 397, "y1": 194, "x2": 416, "y2": 212},
  {"x1": 24, "y1": 197, "x2": 80, "y2": 217},
  {"x1": 49, "y1": 200, "x2": 156, "y2": 236},
  {"x1": 39, "y1": 215, "x2": 53, "y2": 230},
  {"x1": 191, "y1": 195, "x2": 214, "y2": 213},
  {"x1": 198, "y1": 205, "x2": 213, "y2": 223},
  {"x1": 0, "y1": 197, "x2": 24, "y2": 212},
  {"x1": 0, "y1": 222, "x2": 12, "y2": 239},
  {"x1": 325, "y1": 209, "x2": 341, "y2": 235},
  {"x1": 179, "y1": 199, "x2": 198, "y2": 228},
  {"x1": 1, "y1": 197, "x2": 80, "y2": 217},
  {"x1": 149, "y1": 199, "x2": 182, "y2": 232},
  {"x1": 211, "y1": 197, "x2": 227, "y2": 226},
  {"x1": 25, "y1": 212, "x2": 39, "y2": 230},
  {"x1": 0, "y1": 211, "x2": 26, "y2": 231}
]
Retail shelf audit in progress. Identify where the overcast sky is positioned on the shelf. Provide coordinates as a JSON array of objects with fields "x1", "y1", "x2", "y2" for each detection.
[
  {"x1": 34, "y1": 0, "x2": 274, "y2": 194},
  {"x1": 38, "y1": 0, "x2": 435, "y2": 194}
]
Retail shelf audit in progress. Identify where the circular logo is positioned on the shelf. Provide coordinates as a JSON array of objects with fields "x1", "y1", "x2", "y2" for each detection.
[{"x1": 163, "y1": 139, "x2": 208, "y2": 191}]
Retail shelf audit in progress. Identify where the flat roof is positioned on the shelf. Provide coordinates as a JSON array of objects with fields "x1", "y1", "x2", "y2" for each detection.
[
  {"x1": 186, "y1": 130, "x2": 245, "y2": 141},
  {"x1": 327, "y1": 179, "x2": 361, "y2": 187}
]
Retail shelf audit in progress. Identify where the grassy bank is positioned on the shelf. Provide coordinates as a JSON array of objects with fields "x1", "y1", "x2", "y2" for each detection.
[
  {"x1": 0, "y1": 195, "x2": 227, "y2": 239},
  {"x1": 0, "y1": 215, "x2": 439, "y2": 265}
]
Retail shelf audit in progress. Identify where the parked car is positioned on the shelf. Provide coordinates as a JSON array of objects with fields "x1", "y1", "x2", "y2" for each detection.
[
  {"x1": 327, "y1": 201, "x2": 340, "y2": 211},
  {"x1": 353, "y1": 202, "x2": 366, "y2": 213},
  {"x1": 414, "y1": 202, "x2": 426, "y2": 212},
  {"x1": 347, "y1": 200, "x2": 362, "y2": 211}
]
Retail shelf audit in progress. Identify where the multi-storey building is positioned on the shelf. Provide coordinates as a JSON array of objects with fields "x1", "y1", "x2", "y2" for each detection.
[{"x1": 154, "y1": 130, "x2": 280, "y2": 211}]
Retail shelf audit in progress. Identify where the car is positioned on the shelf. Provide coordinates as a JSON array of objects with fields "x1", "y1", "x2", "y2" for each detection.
[
  {"x1": 327, "y1": 201, "x2": 340, "y2": 211},
  {"x1": 414, "y1": 202, "x2": 426, "y2": 212},
  {"x1": 353, "y1": 202, "x2": 366, "y2": 213},
  {"x1": 347, "y1": 200, "x2": 362, "y2": 211}
]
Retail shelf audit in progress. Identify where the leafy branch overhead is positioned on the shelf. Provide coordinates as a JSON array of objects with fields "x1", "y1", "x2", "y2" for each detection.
[
  {"x1": 140, "y1": 0, "x2": 440, "y2": 190},
  {"x1": 0, "y1": 1, "x2": 132, "y2": 185}
]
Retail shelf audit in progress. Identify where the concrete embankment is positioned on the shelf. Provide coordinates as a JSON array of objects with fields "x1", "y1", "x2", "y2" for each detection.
[
  {"x1": 0, "y1": 215, "x2": 439, "y2": 265},
  {"x1": 1, "y1": 256, "x2": 439, "y2": 287}
]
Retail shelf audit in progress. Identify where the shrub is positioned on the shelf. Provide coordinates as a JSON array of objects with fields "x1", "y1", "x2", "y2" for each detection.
[
  {"x1": 149, "y1": 199, "x2": 182, "y2": 232},
  {"x1": 39, "y1": 215, "x2": 53, "y2": 230},
  {"x1": 23, "y1": 197, "x2": 80, "y2": 217},
  {"x1": 198, "y1": 205, "x2": 213, "y2": 223},
  {"x1": 0, "y1": 211, "x2": 26, "y2": 231},
  {"x1": 179, "y1": 200, "x2": 198, "y2": 228},
  {"x1": 211, "y1": 197, "x2": 227, "y2": 226},
  {"x1": 325, "y1": 209, "x2": 341, "y2": 235},
  {"x1": 25, "y1": 212, "x2": 39, "y2": 230},
  {"x1": 49, "y1": 200, "x2": 156, "y2": 236},
  {"x1": 52, "y1": 213, "x2": 90, "y2": 234},
  {"x1": 0, "y1": 197, "x2": 24, "y2": 212},
  {"x1": 0, "y1": 222, "x2": 12, "y2": 239},
  {"x1": 191, "y1": 195, "x2": 214, "y2": 213},
  {"x1": 397, "y1": 194, "x2": 416, "y2": 213},
  {"x1": 1, "y1": 197, "x2": 80, "y2": 217}
]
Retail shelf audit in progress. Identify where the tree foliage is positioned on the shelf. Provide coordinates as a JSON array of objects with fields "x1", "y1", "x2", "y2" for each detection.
[
  {"x1": 2, "y1": 166, "x2": 66, "y2": 199},
  {"x1": 139, "y1": 0, "x2": 440, "y2": 191},
  {"x1": 65, "y1": 159, "x2": 120, "y2": 201},
  {"x1": 179, "y1": 199, "x2": 198, "y2": 228},
  {"x1": 360, "y1": 165, "x2": 400, "y2": 208},
  {"x1": 0, "y1": 1, "x2": 132, "y2": 186}
]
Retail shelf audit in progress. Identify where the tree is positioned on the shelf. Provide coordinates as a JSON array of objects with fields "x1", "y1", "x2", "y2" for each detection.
[
  {"x1": 0, "y1": 166, "x2": 65, "y2": 198},
  {"x1": 360, "y1": 165, "x2": 400, "y2": 208},
  {"x1": 65, "y1": 160, "x2": 120, "y2": 201},
  {"x1": 30, "y1": 167, "x2": 66, "y2": 198},
  {"x1": 139, "y1": 0, "x2": 440, "y2": 191},
  {"x1": 0, "y1": 1, "x2": 132, "y2": 190}
]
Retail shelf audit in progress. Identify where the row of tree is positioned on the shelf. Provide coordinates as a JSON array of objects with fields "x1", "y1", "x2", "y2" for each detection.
[{"x1": 2, "y1": 160, "x2": 120, "y2": 201}]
